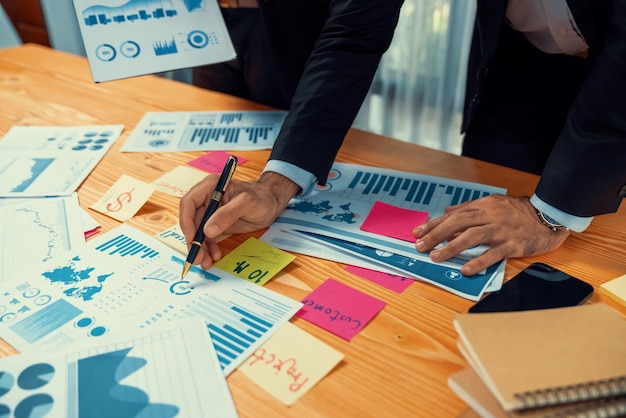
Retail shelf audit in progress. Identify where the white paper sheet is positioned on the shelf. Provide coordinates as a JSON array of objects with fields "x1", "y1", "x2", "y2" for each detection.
[
  {"x1": 0, "y1": 125, "x2": 124, "y2": 197},
  {"x1": 122, "y1": 110, "x2": 288, "y2": 152},
  {"x1": 72, "y1": 0, "x2": 236, "y2": 82},
  {"x1": 0, "y1": 318, "x2": 237, "y2": 418},
  {"x1": 0, "y1": 224, "x2": 302, "y2": 376}
]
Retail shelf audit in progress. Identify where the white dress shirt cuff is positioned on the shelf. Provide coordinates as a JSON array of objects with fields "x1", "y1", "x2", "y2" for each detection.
[
  {"x1": 529, "y1": 194, "x2": 592, "y2": 232},
  {"x1": 263, "y1": 160, "x2": 318, "y2": 197}
]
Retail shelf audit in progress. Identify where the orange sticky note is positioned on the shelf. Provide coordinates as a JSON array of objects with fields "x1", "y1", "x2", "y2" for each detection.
[
  {"x1": 89, "y1": 174, "x2": 155, "y2": 222},
  {"x1": 360, "y1": 201, "x2": 429, "y2": 242}
]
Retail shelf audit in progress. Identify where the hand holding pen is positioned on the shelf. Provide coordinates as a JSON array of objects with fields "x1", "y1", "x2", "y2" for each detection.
[{"x1": 181, "y1": 156, "x2": 238, "y2": 278}]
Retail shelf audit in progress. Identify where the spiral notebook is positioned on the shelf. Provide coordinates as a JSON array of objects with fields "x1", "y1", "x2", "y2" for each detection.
[{"x1": 453, "y1": 303, "x2": 626, "y2": 412}]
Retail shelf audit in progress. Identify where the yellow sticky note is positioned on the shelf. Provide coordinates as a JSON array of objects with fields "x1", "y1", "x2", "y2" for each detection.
[
  {"x1": 213, "y1": 237, "x2": 295, "y2": 285},
  {"x1": 239, "y1": 322, "x2": 344, "y2": 405},
  {"x1": 152, "y1": 166, "x2": 207, "y2": 198},
  {"x1": 89, "y1": 174, "x2": 155, "y2": 222},
  {"x1": 600, "y1": 274, "x2": 626, "y2": 307},
  {"x1": 154, "y1": 224, "x2": 188, "y2": 255}
]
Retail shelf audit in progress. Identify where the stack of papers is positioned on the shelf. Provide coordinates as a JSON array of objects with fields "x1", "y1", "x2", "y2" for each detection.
[{"x1": 262, "y1": 162, "x2": 507, "y2": 301}]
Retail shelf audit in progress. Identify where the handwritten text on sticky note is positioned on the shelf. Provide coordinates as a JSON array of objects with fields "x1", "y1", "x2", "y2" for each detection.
[
  {"x1": 360, "y1": 201, "x2": 429, "y2": 242},
  {"x1": 213, "y1": 237, "x2": 295, "y2": 285},
  {"x1": 90, "y1": 174, "x2": 155, "y2": 222},
  {"x1": 296, "y1": 278, "x2": 386, "y2": 341},
  {"x1": 187, "y1": 151, "x2": 247, "y2": 174},
  {"x1": 239, "y1": 322, "x2": 343, "y2": 405},
  {"x1": 152, "y1": 165, "x2": 207, "y2": 198}
]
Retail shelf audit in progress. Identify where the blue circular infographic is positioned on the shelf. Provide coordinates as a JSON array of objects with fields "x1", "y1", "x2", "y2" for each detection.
[
  {"x1": 75, "y1": 317, "x2": 94, "y2": 328},
  {"x1": 95, "y1": 44, "x2": 117, "y2": 62},
  {"x1": 188, "y1": 30, "x2": 209, "y2": 48},
  {"x1": 121, "y1": 40, "x2": 141, "y2": 58},
  {"x1": 148, "y1": 139, "x2": 170, "y2": 148},
  {"x1": 0, "y1": 404, "x2": 9, "y2": 418},
  {"x1": 22, "y1": 288, "x2": 40, "y2": 298},
  {"x1": 89, "y1": 326, "x2": 107, "y2": 337}
]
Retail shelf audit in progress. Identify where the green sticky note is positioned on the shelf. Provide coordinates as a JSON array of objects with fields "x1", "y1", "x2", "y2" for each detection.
[{"x1": 214, "y1": 237, "x2": 296, "y2": 285}]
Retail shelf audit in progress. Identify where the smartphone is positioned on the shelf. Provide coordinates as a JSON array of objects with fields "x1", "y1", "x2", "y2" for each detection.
[{"x1": 468, "y1": 262, "x2": 594, "y2": 313}]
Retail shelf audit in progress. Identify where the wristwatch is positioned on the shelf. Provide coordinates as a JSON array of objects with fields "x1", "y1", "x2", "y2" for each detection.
[{"x1": 535, "y1": 209, "x2": 570, "y2": 232}]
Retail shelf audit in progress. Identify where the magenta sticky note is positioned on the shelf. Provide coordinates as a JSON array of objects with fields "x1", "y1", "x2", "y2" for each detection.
[
  {"x1": 345, "y1": 265, "x2": 413, "y2": 294},
  {"x1": 187, "y1": 151, "x2": 247, "y2": 174},
  {"x1": 296, "y1": 278, "x2": 386, "y2": 341},
  {"x1": 360, "y1": 201, "x2": 429, "y2": 242}
]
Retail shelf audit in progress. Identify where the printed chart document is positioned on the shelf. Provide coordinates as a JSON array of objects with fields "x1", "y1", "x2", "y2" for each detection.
[
  {"x1": 0, "y1": 125, "x2": 124, "y2": 198},
  {"x1": 122, "y1": 110, "x2": 288, "y2": 152},
  {"x1": 72, "y1": 0, "x2": 236, "y2": 82},
  {"x1": 0, "y1": 224, "x2": 302, "y2": 376},
  {"x1": 0, "y1": 318, "x2": 237, "y2": 418},
  {"x1": 266, "y1": 162, "x2": 507, "y2": 300},
  {"x1": 0, "y1": 194, "x2": 85, "y2": 284}
]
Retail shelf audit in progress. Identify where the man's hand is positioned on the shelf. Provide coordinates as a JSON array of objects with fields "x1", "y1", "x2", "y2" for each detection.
[
  {"x1": 413, "y1": 195, "x2": 571, "y2": 276},
  {"x1": 179, "y1": 171, "x2": 301, "y2": 270}
]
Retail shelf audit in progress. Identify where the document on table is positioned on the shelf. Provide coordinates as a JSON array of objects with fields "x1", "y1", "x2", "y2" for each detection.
[
  {"x1": 122, "y1": 110, "x2": 288, "y2": 152},
  {"x1": 0, "y1": 125, "x2": 124, "y2": 197},
  {"x1": 267, "y1": 162, "x2": 508, "y2": 300},
  {"x1": 0, "y1": 318, "x2": 237, "y2": 418},
  {"x1": 0, "y1": 224, "x2": 302, "y2": 376},
  {"x1": 0, "y1": 194, "x2": 85, "y2": 284},
  {"x1": 72, "y1": 0, "x2": 236, "y2": 82}
]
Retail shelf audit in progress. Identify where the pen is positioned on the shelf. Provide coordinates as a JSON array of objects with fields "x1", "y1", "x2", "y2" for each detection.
[{"x1": 181, "y1": 155, "x2": 238, "y2": 279}]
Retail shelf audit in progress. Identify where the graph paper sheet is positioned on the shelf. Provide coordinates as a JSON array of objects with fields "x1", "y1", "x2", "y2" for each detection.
[
  {"x1": 0, "y1": 194, "x2": 86, "y2": 284},
  {"x1": 0, "y1": 318, "x2": 237, "y2": 418},
  {"x1": 73, "y1": 0, "x2": 236, "y2": 82},
  {"x1": 0, "y1": 224, "x2": 302, "y2": 376},
  {"x1": 122, "y1": 110, "x2": 288, "y2": 152}
]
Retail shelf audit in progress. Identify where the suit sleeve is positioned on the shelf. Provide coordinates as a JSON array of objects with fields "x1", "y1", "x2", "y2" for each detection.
[
  {"x1": 268, "y1": 0, "x2": 404, "y2": 184},
  {"x1": 536, "y1": 1, "x2": 626, "y2": 217}
]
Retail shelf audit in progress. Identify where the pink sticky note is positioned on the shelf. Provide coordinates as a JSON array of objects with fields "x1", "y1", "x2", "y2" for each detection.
[
  {"x1": 296, "y1": 278, "x2": 386, "y2": 341},
  {"x1": 187, "y1": 151, "x2": 247, "y2": 174},
  {"x1": 345, "y1": 265, "x2": 413, "y2": 294},
  {"x1": 360, "y1": 201, "x2": 429, "y2": 242}
]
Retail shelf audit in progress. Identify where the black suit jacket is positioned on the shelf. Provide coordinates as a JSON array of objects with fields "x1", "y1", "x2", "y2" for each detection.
[
  {"x1": 464, "y1": 0, "x2": 626, "y2": 217},
  {"x1": 263, "y1": 0, "x2": 404, "y2": 183}
]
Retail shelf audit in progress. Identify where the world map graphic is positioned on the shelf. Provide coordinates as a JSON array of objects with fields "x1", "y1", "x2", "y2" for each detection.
[
  {"x1": 42, "y1": 256, "x2": 113, "y2": 301},
  {"x1": 287, "y1": 200, "x2": 359, "y2": 224}
]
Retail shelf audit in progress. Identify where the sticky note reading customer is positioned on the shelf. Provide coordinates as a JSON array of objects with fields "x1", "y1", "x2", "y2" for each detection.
[
  {"x1": 90, "y1": 174, "x2": 155, "y2": 221},
  {"x1": 360, "y1": 201, "x2": 429, "y2": 242},
  {"x1": 213, "y1": 237, "x2": 295, "y2": 285},
  {"x1": 296, "y1": 278, "x2": 386, "y2": 341},
  {"x1": 239, "y1": 322, "x2": 344, "y2": 405}
]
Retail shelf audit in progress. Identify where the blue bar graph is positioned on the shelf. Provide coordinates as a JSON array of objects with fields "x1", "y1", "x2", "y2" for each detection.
[
  {"x1": 82, "y1": 0, "x2": 179, "y2": 27},
  {"x1": 10, "y1": 299, "x2": 83, "y2": 344},
  {"x1": 95, "y1": 234, "x2": 159, "y2": 258}
]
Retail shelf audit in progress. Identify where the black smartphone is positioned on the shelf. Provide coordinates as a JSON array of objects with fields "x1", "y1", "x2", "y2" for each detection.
[{"x1": 468, "y1": 262, "x2": 594, "y2": 313}]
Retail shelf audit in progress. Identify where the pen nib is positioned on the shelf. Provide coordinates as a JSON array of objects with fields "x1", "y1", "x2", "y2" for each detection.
[{"x1": 181, "y1": 262, "x2": 192, "y2": 279}]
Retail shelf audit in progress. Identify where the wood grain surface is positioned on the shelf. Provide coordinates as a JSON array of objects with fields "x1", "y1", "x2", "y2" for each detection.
[{"x1": 1, "y1": 44, "x2": 624, "y2": 418}]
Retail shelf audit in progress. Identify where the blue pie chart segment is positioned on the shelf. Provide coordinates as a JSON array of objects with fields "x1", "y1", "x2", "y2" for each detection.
[
  {"x1": 17, "y1": 364, "x2": 55, "y2": 390},
  {"x1": 0, "y1": 372, "x2": 13, "y2": 397},
  {"x1": 14, "y1": 393, "x2": 53, "y2": 418}
]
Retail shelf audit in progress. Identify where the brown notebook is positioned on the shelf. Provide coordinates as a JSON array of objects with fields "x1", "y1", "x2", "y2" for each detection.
[
  {"x1": 449, "y1": 367, "x2": 626, "y2": 418},
  {"x1": 453, "y1": 304, "x2": 626, "y2": 412}
]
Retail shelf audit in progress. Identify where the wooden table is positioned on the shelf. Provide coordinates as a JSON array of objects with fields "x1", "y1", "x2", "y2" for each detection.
[{"x1": 1, "y1": 44, "x2": 625, "y2": 418}]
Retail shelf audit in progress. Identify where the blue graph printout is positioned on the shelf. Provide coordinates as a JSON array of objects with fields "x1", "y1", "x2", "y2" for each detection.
[
  {"x1": 72, "y1": 0, "x2": 236, "y2": 82},
  {"x1": 121, "y1": 110, "x2": 288, "y2": 152},
  {"x1": 0, "y1": 125, "x2": 124, "y2": 197},
  {"x1": 0, "y1": 319, "x2": 237, "y2": 417},
  {"x1": 270, "y1": 162, "x2": 508, "y2": 300},
  {"x1": 0, "y1": 224, "x2": 302, "y2": 375},
  {"x1": 0, "y1": 194, "x2": 86, "y2": 284}
]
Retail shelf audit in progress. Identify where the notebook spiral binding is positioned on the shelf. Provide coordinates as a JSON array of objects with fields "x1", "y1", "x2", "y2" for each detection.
[
  {"x1": 547, "y1": 395, "x2": 626, "y2": 418},
  {"x1": 514, "y1": 376, "x2": 626, "y2": 409}
]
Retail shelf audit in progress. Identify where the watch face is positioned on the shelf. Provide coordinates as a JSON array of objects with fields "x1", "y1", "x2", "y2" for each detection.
[{"x1": 542, "y1": 213, "x2": 562, "y2": 227}]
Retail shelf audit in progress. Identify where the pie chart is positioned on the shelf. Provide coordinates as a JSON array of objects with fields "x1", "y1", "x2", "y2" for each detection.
[
  {"x1": 14, "y1": 393, "x2": 53, "y2": 418},
  {"x1": 0, "y1": 372, "x2": 13, "y2": 397},
  {"x1": 17, "y1": 364, "x2": 55, "y2": 390}
]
